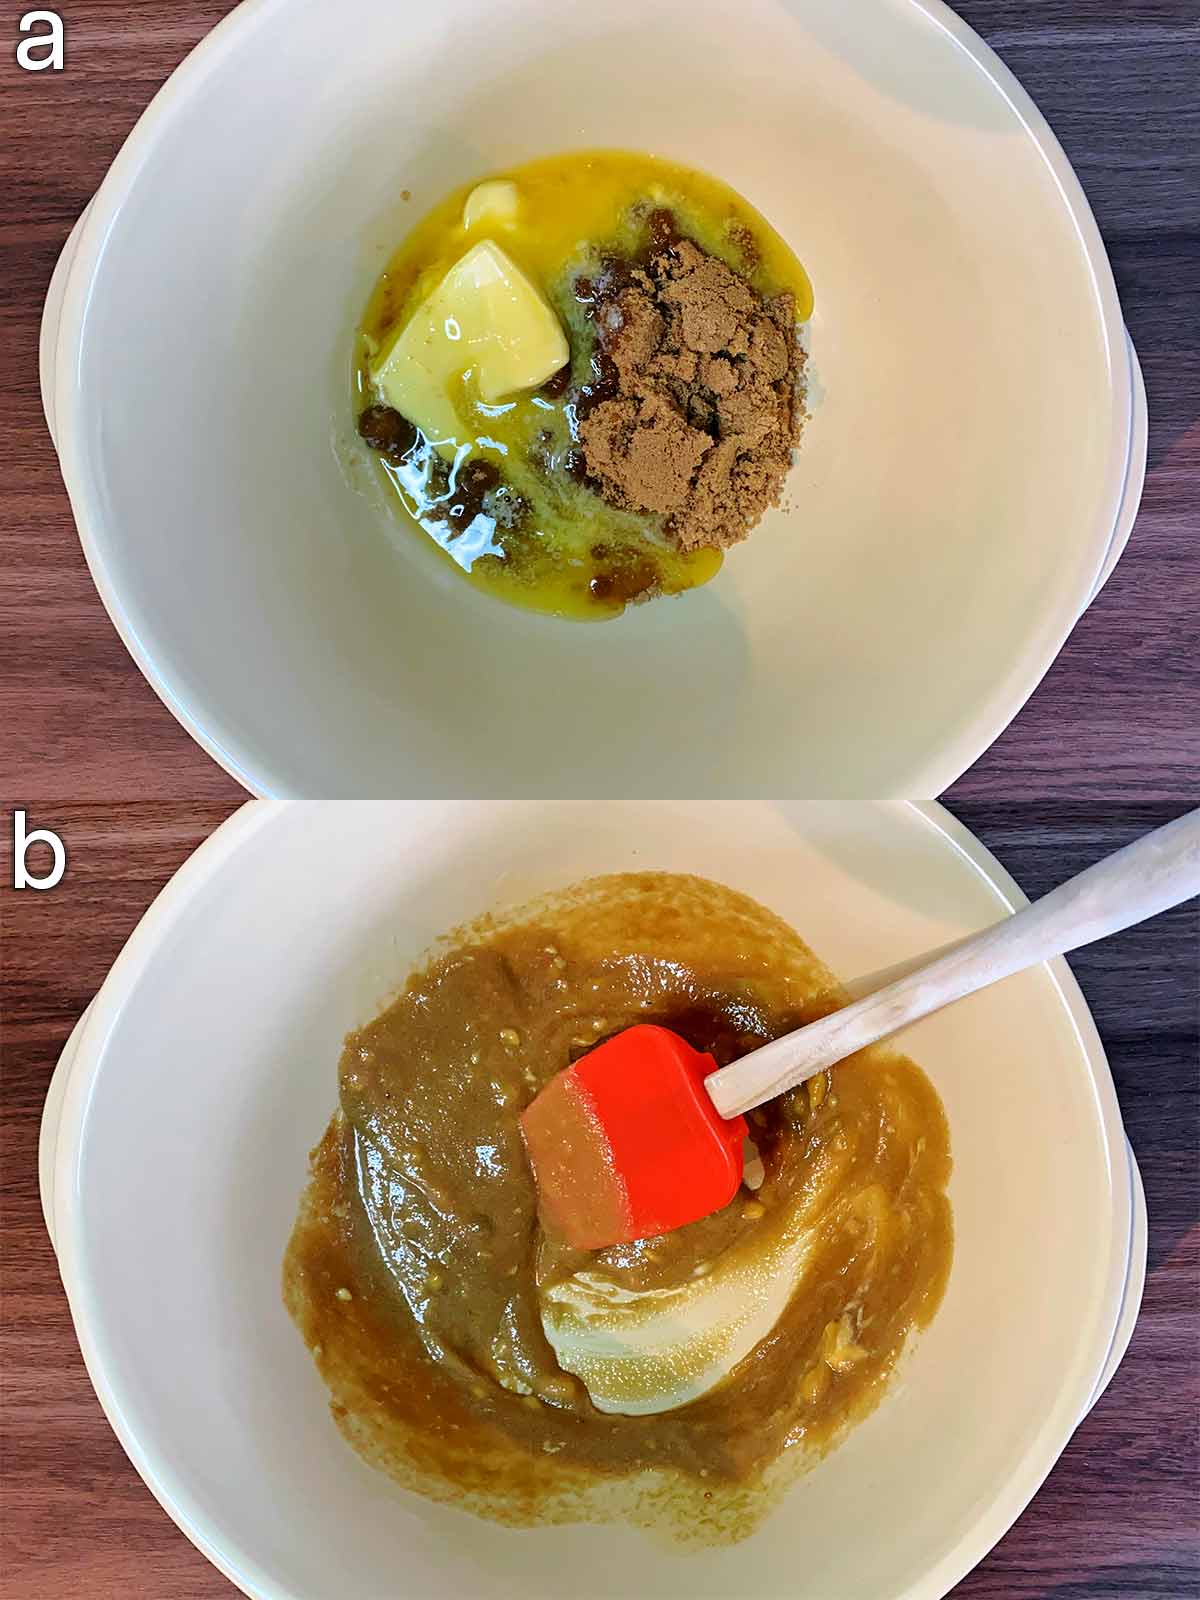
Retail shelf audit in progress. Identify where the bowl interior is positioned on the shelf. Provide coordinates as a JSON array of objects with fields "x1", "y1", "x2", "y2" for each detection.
[
  {"x1": 61, "y1": 802, "x2": 1124, "y2": 1600},
  {"x1": 63, "y1": 0, "x2": 1122, "y2": 796}
]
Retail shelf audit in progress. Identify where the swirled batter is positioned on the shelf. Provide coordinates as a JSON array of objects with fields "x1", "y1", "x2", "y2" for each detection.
[{"x1": 284, "y1": 874, "x2": 952, "y2": 1544}]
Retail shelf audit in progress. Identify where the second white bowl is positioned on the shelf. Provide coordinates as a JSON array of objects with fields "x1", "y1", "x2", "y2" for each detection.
[{"x1": 43, "y1": 800, "x2": 1144, "y2": 1599}]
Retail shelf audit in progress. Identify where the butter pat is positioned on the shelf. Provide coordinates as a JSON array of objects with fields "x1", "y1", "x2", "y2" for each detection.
[
  {"x1": 372, "y1": 241, "x2": 568, "y2": 448},
  {"x1": 462, "y1": 180, "x2": 520, "y2": 231}
]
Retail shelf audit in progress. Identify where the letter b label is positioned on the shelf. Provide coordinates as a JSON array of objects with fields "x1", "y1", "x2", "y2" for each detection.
[{"x1": 13, "y1": 810, "x2": 67, "y2": 890}]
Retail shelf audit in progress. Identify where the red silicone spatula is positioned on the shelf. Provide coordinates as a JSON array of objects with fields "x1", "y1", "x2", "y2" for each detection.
[
  {"x1": 520, "y1": 1024, "x2": 748, "y2": 1250},
  {"x1": 521, "y1": 810, "x2": 1200, "y2": 1250}
]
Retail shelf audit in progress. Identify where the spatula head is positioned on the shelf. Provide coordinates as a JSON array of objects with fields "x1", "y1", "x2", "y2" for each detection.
[{"x1": 520, "y1": 1024, "x2": 749, "y2": 1250}]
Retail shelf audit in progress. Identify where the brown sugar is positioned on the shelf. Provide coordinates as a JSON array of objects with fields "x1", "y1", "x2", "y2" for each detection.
[{"x1": 576, "y1": 232, "x2": 804, "y2": 551}]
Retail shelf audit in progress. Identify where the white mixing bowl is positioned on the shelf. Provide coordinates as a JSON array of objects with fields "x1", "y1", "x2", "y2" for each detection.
[
  {"x1": 42, "y1": 801, "x2": 1145, "y2": 1600},
  {"x1": 40, "y1": 0, "x2": 1146, "y2": 797}
]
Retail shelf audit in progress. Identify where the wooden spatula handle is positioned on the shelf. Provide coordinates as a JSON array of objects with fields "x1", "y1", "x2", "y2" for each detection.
[{"x1": 705, "y1": 808, "x2": 1200, "y2": 1121}]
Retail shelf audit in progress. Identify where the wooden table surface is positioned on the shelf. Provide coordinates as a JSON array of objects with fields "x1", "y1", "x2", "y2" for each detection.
[
  {"x1": 1, "y1": 801, "x2": 1197, "y2": 1600},
  {"x1": 1, "y1": 0, "x2": 1197, "y2": 803}
]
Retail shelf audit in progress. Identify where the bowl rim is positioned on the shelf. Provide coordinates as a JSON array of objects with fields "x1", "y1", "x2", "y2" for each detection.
[
  {"x1": 48, "y1": 0, "x2": 1140, "y2": 799},
  {"x1": 50, "y1": 798, "x2": 1136, "y2": 1600}
]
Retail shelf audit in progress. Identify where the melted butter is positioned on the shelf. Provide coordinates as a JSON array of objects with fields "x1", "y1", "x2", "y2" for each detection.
[
  {"x1": 284, "y1": 874, "x2": 951, "y2": 1547},
  {"x1": 355, "y1": 150, "x2": 813, "y2": 621}
]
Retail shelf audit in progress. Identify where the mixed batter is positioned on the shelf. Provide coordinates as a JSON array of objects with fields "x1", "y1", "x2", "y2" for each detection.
[{"x1": 284, "y1": 874, "x2": 952, "y2": 1544}]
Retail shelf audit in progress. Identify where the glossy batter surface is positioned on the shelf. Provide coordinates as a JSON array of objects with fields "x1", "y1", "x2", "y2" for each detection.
[{"x1": 284, "y1": 874, "x2": 952, "y2": 1543}]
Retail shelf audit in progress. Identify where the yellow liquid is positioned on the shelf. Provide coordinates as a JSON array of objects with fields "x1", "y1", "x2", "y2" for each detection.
[{"x1": 356, "y1": 150, "x2": 814, "y2": 621}]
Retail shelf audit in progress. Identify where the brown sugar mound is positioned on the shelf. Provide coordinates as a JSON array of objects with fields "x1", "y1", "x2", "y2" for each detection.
[{"x1": 576, "y1": 232, "x2": 803, "y2": 551}]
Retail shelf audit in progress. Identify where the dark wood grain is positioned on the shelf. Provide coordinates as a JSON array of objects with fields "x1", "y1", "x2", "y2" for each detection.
[
  {"x1": 0, "y1": 2, "x2": 1196, "y2": 803},
  {"x1": 1, "y1": 803, "x2": 1197, "y2": 1599}
]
